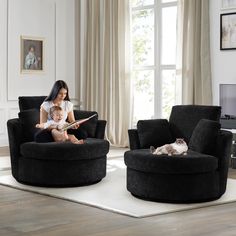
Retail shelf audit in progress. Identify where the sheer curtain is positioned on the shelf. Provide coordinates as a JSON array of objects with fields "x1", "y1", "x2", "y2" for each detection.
[
  {"x1": 79, "y1": 0, "x2": 131, "y2": 147},
  {"x1": 176, "y1": 0, "x2": 212, "y2": 105}
]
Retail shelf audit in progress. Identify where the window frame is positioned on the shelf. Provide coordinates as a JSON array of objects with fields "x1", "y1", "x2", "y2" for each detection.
[{"x1": 131, "y1": 0, "x2": 177, "y2": 121}]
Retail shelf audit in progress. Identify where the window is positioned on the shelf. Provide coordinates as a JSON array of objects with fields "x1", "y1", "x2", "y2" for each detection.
[{"x1": 131, "y1": 0, "x2": 178, "y2": 125}]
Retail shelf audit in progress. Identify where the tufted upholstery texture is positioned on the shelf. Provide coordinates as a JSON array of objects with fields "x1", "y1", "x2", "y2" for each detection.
[
  {"x1": 125, "y1": 105, "x2": 232, "y2": 203},
  {"x1": 7, "y1": 96, "x2": 109, "y2": 187}
]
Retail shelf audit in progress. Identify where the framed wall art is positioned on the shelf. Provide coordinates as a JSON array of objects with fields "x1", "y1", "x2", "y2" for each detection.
[
  {"x1": 220, "y1": 13, "x2": 236, "y2": 50},
  {"x1": 20, "y1": 36, "x2": 44, "y2": 73}
]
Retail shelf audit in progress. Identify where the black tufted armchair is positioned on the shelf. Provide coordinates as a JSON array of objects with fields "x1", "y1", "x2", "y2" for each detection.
[
  {"x1": 7, "y1": 96, "x2": 109, "y2": 187},
  {"x1": 124, "y1": 105, "x2": 233, "y2": 203}
]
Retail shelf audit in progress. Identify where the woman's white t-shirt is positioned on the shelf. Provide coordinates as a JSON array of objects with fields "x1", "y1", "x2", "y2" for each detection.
[{"x1": 41, "y1": 100, "x2": 73, "y2": 122}]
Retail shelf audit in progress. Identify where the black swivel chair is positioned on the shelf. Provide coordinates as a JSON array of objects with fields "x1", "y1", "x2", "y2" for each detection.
[
  {"x1": 7, "y1": 96, "x2": 109, "y2": 187},
  {"x1": 125, "y1": 105, "x2": 232, "y2": 203}
]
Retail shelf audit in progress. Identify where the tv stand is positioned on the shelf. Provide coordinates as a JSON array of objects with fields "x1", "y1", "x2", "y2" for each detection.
[
  {"x1": 222, "y1": 129, "x2": 236, "y2": 169},
  {"x1": 230, "y1": 132, "x2": 236, "y2": 169},
  {"x1": 220, "y1": 118, "x2": 236, "y2": 129}
]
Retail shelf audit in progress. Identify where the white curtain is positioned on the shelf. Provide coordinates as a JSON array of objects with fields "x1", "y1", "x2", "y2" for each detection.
[
  {"x1": 176, "y1": 0, "x2": 212, "y2": 105},
  {"x1": 79, "y1": 0, "x2": 131, "y2": 147}
]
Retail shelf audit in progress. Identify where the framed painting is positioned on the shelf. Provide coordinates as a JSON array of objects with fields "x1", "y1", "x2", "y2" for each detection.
[
  {"x1": 220, "y1": 13, "x2": 236, "y2": 50},
  {"x1": 20, "y1": 36, "x2": 44, "y2": 73}
]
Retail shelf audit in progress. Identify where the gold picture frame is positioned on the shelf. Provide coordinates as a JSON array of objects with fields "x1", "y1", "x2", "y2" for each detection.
[{"x1": 20, "y1": 36, "x2": 44, "y2": 74}]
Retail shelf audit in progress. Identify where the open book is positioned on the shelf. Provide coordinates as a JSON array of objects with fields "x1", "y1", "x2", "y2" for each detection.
[{"x1": 61, "y1": 114, "x2": 97, "y2": 131}]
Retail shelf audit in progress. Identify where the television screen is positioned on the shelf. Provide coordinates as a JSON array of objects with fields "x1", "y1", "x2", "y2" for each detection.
[{"x1": 220, "y1": 84, "x2": 236, "y2": 118}]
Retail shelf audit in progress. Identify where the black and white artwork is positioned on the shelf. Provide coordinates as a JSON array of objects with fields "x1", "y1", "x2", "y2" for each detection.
[{"x1": 221, "y1": 13, "x2": 236, "y2": 50}]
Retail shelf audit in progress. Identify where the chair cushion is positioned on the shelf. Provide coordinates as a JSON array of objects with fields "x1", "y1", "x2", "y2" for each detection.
[
  {"x1": 189, "y1": 119, "x2": 221, "y2": 155},
  {"x1": 169, "y1": 105, "x2": 221, "y2": 143},
  {"x1": 18, "y1": 109, "x2": 40, "y2": 142},
  {"x1": 19, "y1": 96, "x2": 46, "y2": 111},
  {"x1": 21, "y1": 138, "x2": 109, "y2": 160},
  {"x1": 73, "y1": 110, "x2": 98, "y2": 138},
  {"x1": 124, "y1": 149, "x2": 218, "y2": 174},
  {"x1": 137, "y1": 119, "x2": 173, "y2": 149}
]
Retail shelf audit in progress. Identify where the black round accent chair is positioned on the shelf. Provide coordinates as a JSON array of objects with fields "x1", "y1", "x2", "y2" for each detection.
[
  {"x1": 7, "y1": 96, "x2": 109, "y2": 187},
  {"x1": 125, "y1": 105, "x2": 233, "y2": 203}
]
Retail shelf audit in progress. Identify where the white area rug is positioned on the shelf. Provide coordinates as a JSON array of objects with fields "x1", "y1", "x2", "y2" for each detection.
[
  {"x1": 0, "y1": 156, "x2": 11, "y2": 171},
  {"x1": 1, "y1": 157, "x2": 236, "y2": 218}
]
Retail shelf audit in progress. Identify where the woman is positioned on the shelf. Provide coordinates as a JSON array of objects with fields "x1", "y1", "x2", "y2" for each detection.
[{"x1": 35, "y1": 80, "x2": 84, "y2": 143}]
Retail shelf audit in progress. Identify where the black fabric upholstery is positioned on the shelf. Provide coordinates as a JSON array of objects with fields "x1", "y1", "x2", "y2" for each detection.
[
  {"x1": 16, "y1": 138, "x2": 109, "y2": 187},
  {"x1": 126, "y1": 168, "x2": 220, "y2": 203},
  {"x1": 19, "y1": 96, "x2": 46, "y2": 111},
  {"x1": 216, "y1": 130, "x2": 233, "y2": 194},
  {"x1": 7, "y1": 117, "x2": 110, "y2": 187},
  {"x1": 18, "y1": 156, "x2": 107, "y2": 187},
  {"x1": 137, "y1": 119, "x2": 173, "y2": 148},
  {"x1": 95, "y1": 120, "x2": 107, "y2": 139},
  {"x1": 124, "y1": 149, "x2": 217, "y2": 174},
  {"x1": 128, "y1": 129, "x2": 141, "y2": 150},
  {"x1": 18, "y1": 109, "x2": 40, "y2": 142},
  {"x1": 189, "y1": 119, "x2": 221, "y2": 155},
  {"x1": 21, "y1": 138, "x2": 109, "y2": 160},
  {"x1": 7, "y1": 119, "x2": 22, "y2": 179},
  {"x1": 7, "y1": 96, "x2": 109, "y2": 187},
  {"x1": 169, "y1": 105, "x2": 221, "y2": 143},
  {"x1": 73, "y1": 110, "x2": 98, "y2": 138},
  {"x1": 125, "y1": 105, "x2": 232, "y2": 203}
]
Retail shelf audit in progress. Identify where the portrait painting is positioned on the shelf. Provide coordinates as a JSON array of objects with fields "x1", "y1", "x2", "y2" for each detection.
[{"x1": 21, "y1": 36, "x2": 44, "y2": 73}]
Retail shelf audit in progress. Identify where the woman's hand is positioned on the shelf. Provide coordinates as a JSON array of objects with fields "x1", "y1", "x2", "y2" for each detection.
[
  {"x1": 67, "y1": 111, "x2": 80, "y2": 129},
  {"x1": 72, "y1": 123, "x2": 80, "y2": 129},
  {"x1": 35, "y1": 123, "x2": 44, "y2": 129}
]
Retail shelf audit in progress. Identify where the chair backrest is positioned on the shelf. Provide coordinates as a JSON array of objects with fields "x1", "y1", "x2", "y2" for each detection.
[
  {"x1": 19, "y1": 96, "x2": 47, "y2": 111},
  {"x1": 169, "y1": 105, "x2": 221, "y2": 143},
  {"x1": 73, "y1": 110, "x2": 98, "y2": 138}
]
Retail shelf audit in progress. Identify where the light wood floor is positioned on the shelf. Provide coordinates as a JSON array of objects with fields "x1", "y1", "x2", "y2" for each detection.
[
  {"x1": 0, "y1": 146, "x2": 10, "y2": 156},
  {"x1": 1, "y1": 147, "x2": 236, "y2": 236}
]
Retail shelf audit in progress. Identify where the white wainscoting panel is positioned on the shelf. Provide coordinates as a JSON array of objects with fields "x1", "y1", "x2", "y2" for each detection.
[
  {"x1": 7, "y1": 0, "x2": 56, "y2": 100},
  {"x1": 0, "y1": 0, "x2": 8, "y2": 103},
  {"x1": 0, "y1": 109, "x2": 7, "y2": 135},
  {"x1": 8, "y1": 107, "x2": 19, "y2": 120},
  {"x1": 56, "y1": 0, "x2": 76, "y2": 99}
]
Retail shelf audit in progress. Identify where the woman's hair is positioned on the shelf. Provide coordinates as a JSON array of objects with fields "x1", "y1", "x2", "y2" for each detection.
[{"x1": 45, "y1": 80, "x2": 70, "y2": 101}]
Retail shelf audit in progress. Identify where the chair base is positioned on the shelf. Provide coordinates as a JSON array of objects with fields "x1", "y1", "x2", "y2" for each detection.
[
  {"x1": 15, "y1": 156, "x2": 107, "y2": 187},
  {"x1": 11, "y1": 139, "x2": 109, "y2": 187},
  {"x1": 126, "y1": 168, "x2": 224, "y2": 203}
]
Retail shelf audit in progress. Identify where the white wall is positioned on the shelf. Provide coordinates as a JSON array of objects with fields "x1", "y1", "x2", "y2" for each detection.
[
  {"x1": 210, "y1": 0, "x2": 236, "y2": 105},
  {"x1": 0, "y1": 0, "x2": 76, "y2": 146}
]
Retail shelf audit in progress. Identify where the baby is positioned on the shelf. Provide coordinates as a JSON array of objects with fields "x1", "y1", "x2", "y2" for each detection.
[{"x1": 36, "y1": 106, "x2": 84, "y2": 144}]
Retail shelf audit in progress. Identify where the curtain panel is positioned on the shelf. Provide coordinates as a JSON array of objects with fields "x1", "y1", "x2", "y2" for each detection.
[
  {"x1": 79, "y1": 0, "x2": 131, "y2": 147},
  {"x1": 176, "y1": 0, "x2": 212, "y2": 105}
]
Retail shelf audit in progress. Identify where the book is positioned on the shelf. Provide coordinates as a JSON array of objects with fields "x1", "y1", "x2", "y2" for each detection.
[{"x1": 61, "y1": 114, "x2": 97, "y2": 131}]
